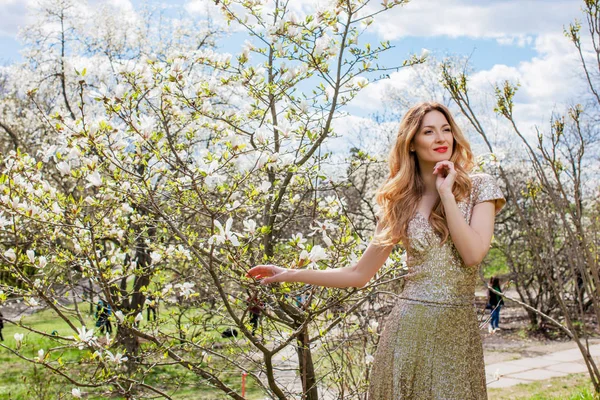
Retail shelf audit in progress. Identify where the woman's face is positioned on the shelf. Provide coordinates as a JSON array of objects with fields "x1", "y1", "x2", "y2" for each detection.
[{"x1": 411, "y1": 110, "x2": 454, "y2": 164}]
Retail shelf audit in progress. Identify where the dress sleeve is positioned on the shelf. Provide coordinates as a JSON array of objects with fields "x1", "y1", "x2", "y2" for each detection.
[{"x1": 474, "y1": 173, "x2": 506, "y2": 215}]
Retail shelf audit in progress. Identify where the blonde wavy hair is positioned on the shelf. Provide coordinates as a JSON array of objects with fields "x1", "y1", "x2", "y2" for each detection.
[{"x1": 374, "y1": 102, "x2": 475, "y2": 247}]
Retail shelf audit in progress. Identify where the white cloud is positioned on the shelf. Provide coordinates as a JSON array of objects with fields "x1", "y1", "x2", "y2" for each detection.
[
  {"x1": 370, "y1": 0, "x2": 580, "y2": 42},
  {"x1": 0, "y1": 0, "x2": 35, "y2": 37}
]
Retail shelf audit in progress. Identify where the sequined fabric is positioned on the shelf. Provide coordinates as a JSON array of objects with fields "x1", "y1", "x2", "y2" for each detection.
[{"x1": 368, "y1": 173, "x2": 506, "y2": 400}]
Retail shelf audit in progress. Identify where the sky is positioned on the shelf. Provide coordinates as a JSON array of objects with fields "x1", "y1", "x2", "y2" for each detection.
[{"x1": 0, "y1": 0, "x2": 591, "y2": 155}]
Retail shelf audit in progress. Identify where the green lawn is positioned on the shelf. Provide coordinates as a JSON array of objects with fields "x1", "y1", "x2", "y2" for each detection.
[
  {"x1": 489, "y1": 373, "x2": 598, "y2": 400},
  {"x1": 0, "y1": 306, "x2": 267, "y2": 399}
]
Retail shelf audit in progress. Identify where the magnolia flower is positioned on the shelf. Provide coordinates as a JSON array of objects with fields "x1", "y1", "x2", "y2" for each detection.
[
  {"x1": 105, "y1": 350, "x2": 128, "y2": 364},
  {"x1": 309, "y1": 220, "x2": 337, "y2": 236},
  {"x1": 243, "y1": 219, "x2": 257, "y2": 235},
  {"x1": 351, "y1": 76, "x2": 368, "y2": 89},
  {"x1": 86, "y1": 171, "x2": 102, "y2": 187},
  {"x1": 0, "y1": 215, "x2": 10, "y2": 228},
  {"x1": 37, "y1": 256, "x2": 48, "y2": 269},
  {"x1": 115, "y1": 310, "x2": 125, "y2": 323},
  {"x1": 75, "y1": 326, "x2": 96, "y2": 350},
  {"x1": 208, "y1": 218, "x2": 240, "y2": 247},
  {"x1": 308, "y1": 245, "x2": 328, "y2": 265},
  {"x1": 400, "y1": 252, "x2": 407, "y2": 267},
  {"x1": 175, "y1": 282, "x2": 195, "y2": 298},
  {"x1": 25, "y1": 298, "x2": 39, "y2": 307},
  {"x1": 291, "y1": 233, "x2": 307, "y2": 249},
  {"x1": 36, "y1": 349, "x2": 45, "y2": 362},
  {"x1": 4, "y1": 248, "x2": 16, "y2": 262},
  {"x1": 14, "y1": 333, "x2": 24, "y2": 347},
  {"x1": 134, "y1": 312, "x2": 143, "y2": 324},
  {"x1": 72, "y1": 388, "x2": 82, "y2": 398},
  {"x1": 56, "y1": 161, "x2": 71, "y2": 176},
  {"x1": 26, "y1": 249, "x2": 35, "y2": 263},
  {"x1": 365, "y1": 353, "x2": 374, "y2": 364},
  {"x1": 258, "y1": 180, "x2": 271, "y2": 193},
  {"x1": 150, "y1": 251, "x2": 162, "y2": 264},
  {"x1": 121, "y1": 203, "x2": 134, "y2": 214},
  {"x1": 369, "y1": 320, "x2": 379, "y2": 331}
]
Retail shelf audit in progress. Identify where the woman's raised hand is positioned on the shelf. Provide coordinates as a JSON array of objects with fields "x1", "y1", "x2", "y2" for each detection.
[{"x1": 246, "y1": 264, "x2": 291, "y2": 285}]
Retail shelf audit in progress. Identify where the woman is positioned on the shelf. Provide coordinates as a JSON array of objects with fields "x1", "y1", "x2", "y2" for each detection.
[
  {"x1": 247, "y1": 102, "x2": 506, "y2": 399},
  {"x1": 488, "y1": 276, "x2": 504, "y2": 334}
]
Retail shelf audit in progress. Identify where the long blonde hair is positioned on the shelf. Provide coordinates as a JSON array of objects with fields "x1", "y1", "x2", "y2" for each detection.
[{"x1": 374, "y1": 102, "x2": 474, "y2": 246}]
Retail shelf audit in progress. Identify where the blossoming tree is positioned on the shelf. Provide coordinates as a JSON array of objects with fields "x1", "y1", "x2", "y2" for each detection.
[{"x1": 0, "y1": 0, "x2": 416, "y2": 398}]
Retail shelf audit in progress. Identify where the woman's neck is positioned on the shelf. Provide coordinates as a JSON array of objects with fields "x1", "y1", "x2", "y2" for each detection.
[{"x1": 418, "y1": 162, "x2": 438, "y2": 195}]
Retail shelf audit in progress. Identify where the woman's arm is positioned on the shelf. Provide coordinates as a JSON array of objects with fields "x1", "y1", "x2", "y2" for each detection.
[
  {"x1": 434, "y1": 163, "x2": 503, "y2": 268},
  {"x1": 442, "y1": 196, "x2": 496, "y2": 267},
  {"x1": 285, "y1": 242, "x2": 394, "y2": 288},
  {"x1": 247, "y1": 224, "x2": 394, "y2": 288}
]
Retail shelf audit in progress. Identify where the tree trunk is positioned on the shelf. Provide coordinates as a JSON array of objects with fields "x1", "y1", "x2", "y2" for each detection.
[{"x1": 296, "y1": 326, "x2": 319, "y2": 400}]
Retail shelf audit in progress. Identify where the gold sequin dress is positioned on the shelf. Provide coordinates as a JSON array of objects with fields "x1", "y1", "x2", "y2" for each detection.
[{"x1": 368, "y1": 173, "x2": 506, "y2": 400}]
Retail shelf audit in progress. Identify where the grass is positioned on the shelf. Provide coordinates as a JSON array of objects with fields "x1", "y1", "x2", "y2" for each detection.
[
  {"x1": 0, "y1": 306, "x2": 268, "y2": 399},
  {"x1": 489, "y1": 373, "x2": 599, "y2": 400}
]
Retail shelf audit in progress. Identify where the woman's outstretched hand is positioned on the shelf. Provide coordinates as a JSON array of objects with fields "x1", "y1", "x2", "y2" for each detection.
[{"x1": 246, "y1": 265, "x2": 291, "y2": 285}]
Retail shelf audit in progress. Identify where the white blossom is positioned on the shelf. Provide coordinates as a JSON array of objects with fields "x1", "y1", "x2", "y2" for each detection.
[
  {"x1": 37, "y1": 256, "x2": 48, "y2": 269},
  {"x1": 174, "y1": 282, "x2": 195, "y2": 298},
  {"x1": 308, "y1": 245, "x2": 328, "y2": 265},
  {"x1": 36, "y1": 348, "x2": 45, "y2": 362},
  {"x1": 291, "y1": 233, "x2": 307, "y2": 249},
  {"x1": 209, "y1": 218, "x2": 240, "y2": 247},
  {"x1": 72, "y1": 388, "x2": 82, "y2": 398},
  {"x1": 150, "y1": 251, "x2": 162, "y2": 264},
  {"x1": 26, "y1": 249, "x2": 35, "y2": 263},
  {"x1": 4, "y1": 248, "x2": 16, "y2": 262},
  {"x1": 86, "y1": 171, "x2": 102, "y2": 187},
  {"x1": 105, "y1": 350, "x2": 128, "y2": 364},
  {"x1": 56, "y1": 161, "x2": 71, "y2": 176},
  {"x1": 243, "y1": 219, "x2": 257, "y2": 235},
  {"x1": 14, "y1": 333, "x2": 24, "y2": 346},
  {"x1": 134, "y1": 312, "x2": 143, "y2": 324},
  {"x1": 258, "y1": 180, "x2": 271, "y2": 193},
  {"x1": 74, "y1": 326, "x2": 96, "y2": 350},
  {"x1": 115, "y1": 310, "x2": 125, "y2": 323}
]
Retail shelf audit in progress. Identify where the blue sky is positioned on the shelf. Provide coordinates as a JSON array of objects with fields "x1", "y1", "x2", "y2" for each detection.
[{"x1": 0, "y1": 0, "x2": 589, "y2": 150}]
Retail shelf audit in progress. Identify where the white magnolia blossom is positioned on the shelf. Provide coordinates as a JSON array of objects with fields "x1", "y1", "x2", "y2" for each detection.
[
  {"x1": 308, "y1": 245, "x2": 328, "y2": 264},
  {"x1": 105, "y1": 350, "x2": 128, "y2": 364},
  {"x1": 4, "y1": 248, "x2": 16, "y2": 262},
  {"x1": 25, "y1": 297, "x2": 39, "y2": 307},
  {"x1": 72, "y1": 388, "x2": 82, "y2": 398},
  {"x1": 174, "y1": 282, "x2": 195, "y2": 298},
  {"x1": 26, "y1": 249, "x2": 35, "y2": 263},
  {"x1": 258, "y1": 180, "x2": 271, "y2": 193},
  {"x1": 309, "y1": 220, "x2": 338, "y2": 236},
  {"x1": 134, "y1": 312, "x2": 143, "y2": 324},
  {"x1": 86, "y1": 171, "x2": 102, "y2": 187},
  {"x1": 291, "y1": 233, "x2": 307, "y2": 249},
  {"x1": 37, "y1": 256, "x2": 48, "y2": 269},
  {"x1": 14, "y1": 333, "x2": 24, "y2": 346},
  {"x1": 56, "y1": 161, "x2": 71, "y2": 176},
  {"x1": 365, "y1": 353, "x2": 374, "y2": 364},
  {"x1": 121, "y1": 203, "x2": 134, "y2": 213},
  {"x1": 74, "y1": 326, "x2": 96, "y2": 350},
  {"x1": 36, "y1": 348, "x2": 45, "y2": 362},
  {"x1": 115, "y1": 310, "x2": 125, "y2": 323},
  {"x1": 243, "y1": 219, "x2": 257, "y2": 235},
  {"x1": 208, "y1": 217, "x2": 240, "y2": 247},
  {"x1": 150, "y1": 251, "x2": 162, "y2": 264},
  {"x1": 0, "y1": 215, "x2": 10, "y2": 228}
]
